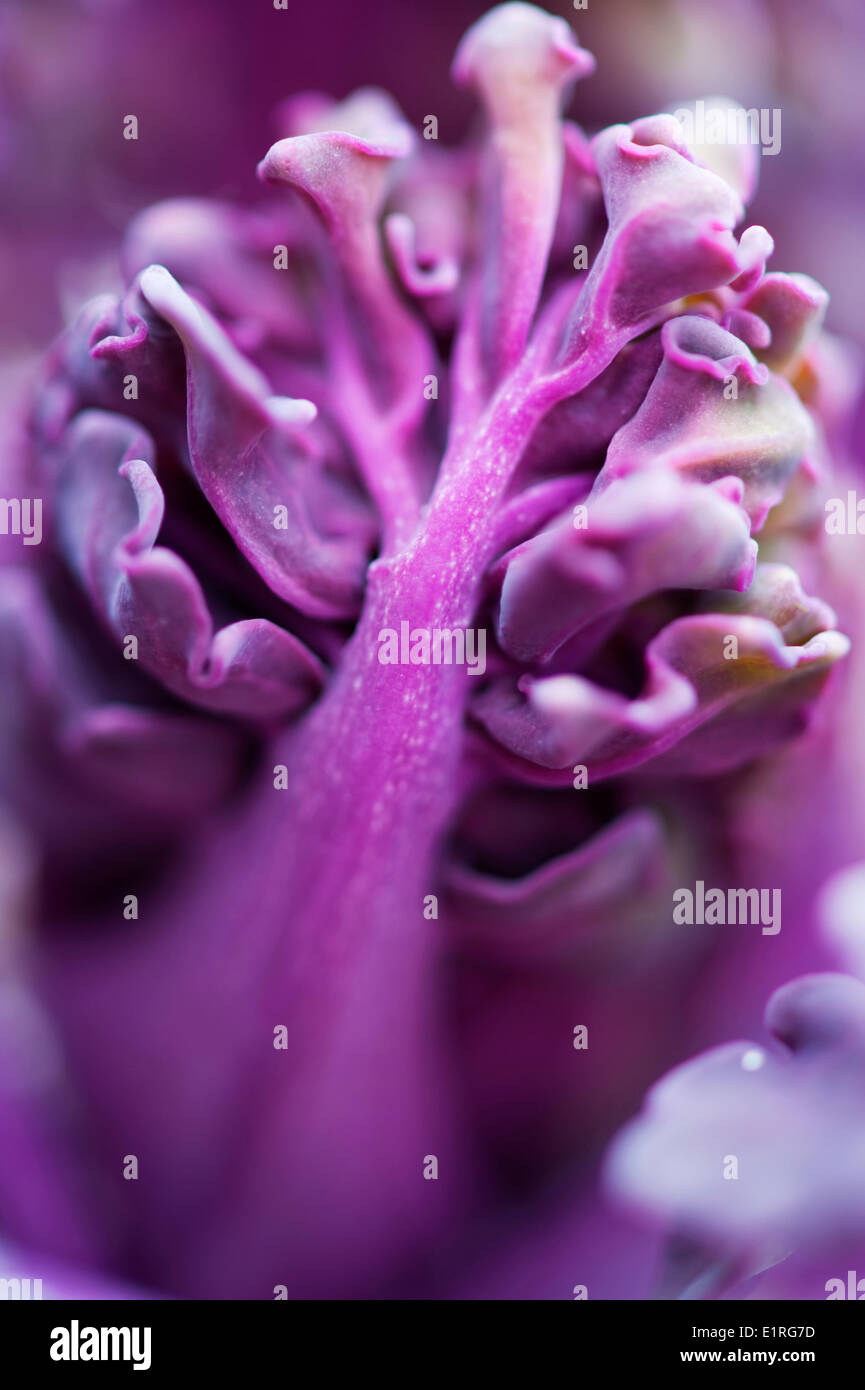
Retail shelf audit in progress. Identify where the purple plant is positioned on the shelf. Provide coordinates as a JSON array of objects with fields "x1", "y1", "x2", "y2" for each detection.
[{"x1": 1, "y1": 2, "x2": 858, "y2": 1299}]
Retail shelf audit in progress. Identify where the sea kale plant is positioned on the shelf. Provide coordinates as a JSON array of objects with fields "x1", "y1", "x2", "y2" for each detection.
[{"x1": 1, "y1": 2, "x2": 858, "y2": 1299}]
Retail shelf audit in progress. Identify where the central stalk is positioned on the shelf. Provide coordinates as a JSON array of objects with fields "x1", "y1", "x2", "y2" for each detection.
[{"x1": 199, "y1": 390, "x2": 548, "y2": 1296}]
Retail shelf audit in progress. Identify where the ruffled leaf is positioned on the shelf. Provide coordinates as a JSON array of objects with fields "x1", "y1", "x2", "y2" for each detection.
[
  {"x1": 496, "y1": 472, "x2": 756, "y2": 664},
  {"x1": 139, "y1": 265, "x2": 373, "y2": 617},
  {"x1": 258, "y1": 91, "x2": 433, "y2": 431},
  {"x1": 445, "y1": 808, "x2": 672, "y2": 967},
  {"x1": 452, "y1": 3, "x2": 594, "y2": 406},
  {"x1": 473, "y1": 609, "x2": 848, "y2": 778},
  {"x1": 55, "y1": 410, "x2": 326, "y2": 719},
  {"x1": 544, "y1": 116, "x2": 772, "y2": 397},
  {"x1": 595, "y1": 315, "x2": 815, "y2": 529}
]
